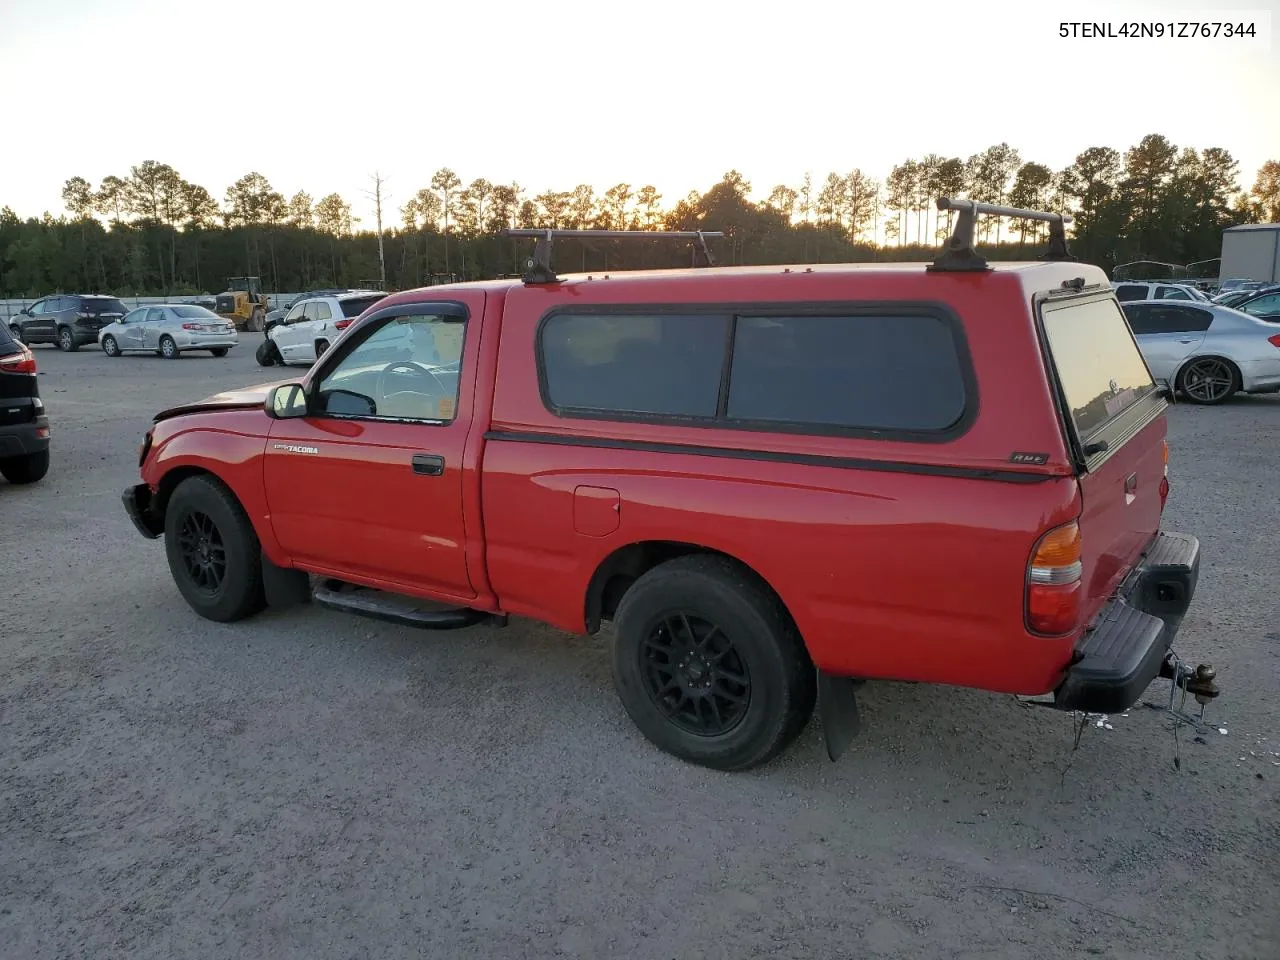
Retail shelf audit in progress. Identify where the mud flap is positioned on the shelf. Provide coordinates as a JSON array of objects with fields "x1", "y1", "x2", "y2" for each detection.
[
  {"x1": 818, "y1": 671, "x2": 863, "y2": 762},
  {"x1": 262, "y1": 551, "x2": 311, "y2": 608}
]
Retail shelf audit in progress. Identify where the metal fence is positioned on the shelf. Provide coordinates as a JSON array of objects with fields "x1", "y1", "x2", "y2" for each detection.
[{"x1": 2, "y1": 294, "x2": 302, "y2": 323}]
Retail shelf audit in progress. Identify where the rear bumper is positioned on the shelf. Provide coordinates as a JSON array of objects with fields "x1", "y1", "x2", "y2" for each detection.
[
  {"x1": 122, "y1": 483, "x2": 163, "y2": 539},
  {"x1": 0, "y1": 417, "x2": 51, "y2": 458},
  {"x1": 1053, "y1": 531, "x2": 1200, "y2": 713}
]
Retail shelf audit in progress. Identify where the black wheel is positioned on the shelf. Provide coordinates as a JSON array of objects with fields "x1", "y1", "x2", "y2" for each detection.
[
  {"x1": 612, "y1": 555, "x2": 816, "y2": 771},
  {"x1": 1177, "y1": 356, "x2": 1239, "y2": 405},
  {"x1": 163, "y1": 474, "x2": 267, "y2": 622},
  {"x1": 159, "y1": 335, "x2": 178, "y2": 359},
  {"x1": 101, "y1": 335, "x2": 120, "y2": 357},
  {"x1": 314, "y1": 339, "x2": 330, "y2": 358},
  {"x1": 57, "y1": 327, "x2": 78, "y2": 352},
  {"x1": 8, "y1": 325, "x2": 21, "y2": 343},
  {"x1": 210, "y1": 347, "x2": 229, "y2": 357},
  {"x1": 248, "y1": 309, "x2": 265, "y2": 333},
  {"x1": 0, "y1": 449, "x2": 49, "y2": 485},
  {"x1": 255, "y1": 338, "x2": 281, "y2": 367}
]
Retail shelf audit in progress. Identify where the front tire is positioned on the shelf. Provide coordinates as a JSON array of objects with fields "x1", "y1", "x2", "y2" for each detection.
[
  {"x1": 612, "y1": 555, "x2": 816, "y2": 771},
  {"x1": 255, "y1": 339, "x2": 281, "y2": 367},
  {"x1": 163, "y1": 474, "x2": 267, "y2": 622},
  {"x1": 0, "y1": 449, "x2": 49, "y2": 485},
  {"x1": 8, "y1": 325, "x2": 21, "y2": 343},
  {"x1": 57, "y1": 327, "x2": 78, "y2": 352},
  {"x1": 102, "y1": 335, "x2": 120, "y2": 357},
  {"x1": 248, "y1": 309, "x2": 265, "y2": 333},
  {"x1": 159, "y1": 335, "x2": 178, "y2": 359}
]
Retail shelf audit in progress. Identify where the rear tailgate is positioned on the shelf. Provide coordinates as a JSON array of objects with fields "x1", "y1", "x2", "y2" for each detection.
[{"x1": 1038, "y1": 291, "x2": 1168, "y2": 625}]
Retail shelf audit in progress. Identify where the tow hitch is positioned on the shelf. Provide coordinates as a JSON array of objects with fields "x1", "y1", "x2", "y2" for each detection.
[{"x1": 1157, "y1": 653, "x2": 1221, "y2": 733}]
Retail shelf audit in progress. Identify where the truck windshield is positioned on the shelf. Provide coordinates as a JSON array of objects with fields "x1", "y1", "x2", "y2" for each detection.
[{"x1": 1039, "y1": 295, "x2": 1158, "y2": 440}]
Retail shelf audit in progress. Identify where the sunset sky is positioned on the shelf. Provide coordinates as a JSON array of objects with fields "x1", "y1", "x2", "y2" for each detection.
[{"x1": 0, "y1": 0, "x2": 1275, "y2": 227}]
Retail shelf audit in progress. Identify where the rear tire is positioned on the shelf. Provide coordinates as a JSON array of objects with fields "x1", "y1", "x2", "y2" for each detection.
[
  {"x1": 0, "y1": 449, "x2": 49, "y2": 485},
  {"x1": 159, "y1": 335, "x2": 178, "y2": 359},
  {"x1": 611, "y1": 554, "x2": 816, "y2": 771},
  {"x1": 314, "y1": 338, "x2": 330, "y2": 358},
  {"x1": 248, "y1": 309, "x2": 265, "y2": 333},
  {"x1": 163, "y1": 474, "x2": 267, "y2": 622},
  {"x1": 57, "y1": 327, "x2": 78, "y2": 352},
  {"x1": 1176, "y1": 356, "x2": 1239, "y2": 405},
  {"x1": 102, "y1": 335, "x2": 120, "y2": 357},
  {"x1": 210, "y1": 347, "x2": 229, "y2": 357}
]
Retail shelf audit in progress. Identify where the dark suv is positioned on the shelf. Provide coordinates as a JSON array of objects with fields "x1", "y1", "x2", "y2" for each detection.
[
  {"x1": 0, "y1": 322, "x2": 51, "y2": 484},
  {"x1": 9, "y1": 294, "x2": 130, "y2": 351}
]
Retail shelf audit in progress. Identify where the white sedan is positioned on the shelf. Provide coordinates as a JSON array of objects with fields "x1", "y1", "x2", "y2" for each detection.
[{"x1": 98, "y1": 304, "x2": 238, "y2": 359}]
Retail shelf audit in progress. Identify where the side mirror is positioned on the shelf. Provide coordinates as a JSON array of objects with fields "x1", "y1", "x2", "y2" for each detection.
[{"x1": 265, "y1": 382, "x2": 309, "y2": 419}]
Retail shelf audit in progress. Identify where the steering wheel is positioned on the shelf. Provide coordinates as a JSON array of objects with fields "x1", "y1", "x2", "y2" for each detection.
[{"x1": 376, "y1": 360, "x2": 450, "y2": 408}]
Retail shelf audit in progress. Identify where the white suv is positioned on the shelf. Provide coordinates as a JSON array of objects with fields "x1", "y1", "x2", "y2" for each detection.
[
  {"x1": 1112, "y1": 281, "x2": 1210, "y2": 303},
  {"x1": 262, "y1": 291, "x2": 386, "y2": 366}
]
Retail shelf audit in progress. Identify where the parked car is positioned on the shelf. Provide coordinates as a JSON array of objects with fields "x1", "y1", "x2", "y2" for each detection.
[
  {"x1": 1121, "y1": 301, "x2": 1280, "y2": 403},
  {"x1": 8, "y1": 294, "x2": 129, "y2": 351},
  {"x1": 1111, "y1": 281, "x2": 1210, "y2": 303},
  {"x1": 0, "y1": 322, "x2": 51, "y2": 484},
  {"x1": 98, "y1": 304, "x2": 239, "y2": 359},
  {"x1": 122, "y1": 215, "x2": 1210, "y2": 772},
  {"x1": 1229, "y1": 289, "x2": 1280, "y2": 322},
  {"x1": 263, "y1": 288, "x2": 355, "y2": 332},
  {"x1": 257, "y1": 291, "x2": 387, "y2": 366}
]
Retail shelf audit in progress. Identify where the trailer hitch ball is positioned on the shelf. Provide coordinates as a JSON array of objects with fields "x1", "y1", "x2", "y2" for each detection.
[{"x1": 1188, "y1": 663, "x2": 1219, "y2": 704}]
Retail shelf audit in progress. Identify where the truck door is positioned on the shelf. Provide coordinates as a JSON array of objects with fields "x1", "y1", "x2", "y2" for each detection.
[{"x1": 262, "y1": 293, "x2": 483, "y2": 601}]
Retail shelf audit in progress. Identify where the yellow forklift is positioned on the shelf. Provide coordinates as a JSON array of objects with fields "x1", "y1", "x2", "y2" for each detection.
[{"x1": 214, "y1": 277, "x2": 270, "y2": 332}]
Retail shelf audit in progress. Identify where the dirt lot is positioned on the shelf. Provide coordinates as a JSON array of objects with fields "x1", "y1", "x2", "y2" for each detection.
[{"x1": 2, "y1": 335, "x2": 1277, "y2": 960}]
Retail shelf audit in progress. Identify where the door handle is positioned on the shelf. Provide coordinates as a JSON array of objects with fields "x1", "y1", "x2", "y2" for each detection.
[
  {"x1": 1177, "y1": 337, "x2": 1194, "y2": 343},
  {"x1": 411, "y1": 453, "x2": 445, "y2": 476}
]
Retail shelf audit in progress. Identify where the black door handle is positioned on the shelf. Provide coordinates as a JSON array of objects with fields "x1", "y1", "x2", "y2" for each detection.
[{"x1": 412, "y1": 454, "x2": 445, "y2": 476}]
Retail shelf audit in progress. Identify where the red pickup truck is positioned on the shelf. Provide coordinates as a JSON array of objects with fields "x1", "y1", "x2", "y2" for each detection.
[{"x1": 123, "y1": 206, "x2": 1216, "y2": 770}]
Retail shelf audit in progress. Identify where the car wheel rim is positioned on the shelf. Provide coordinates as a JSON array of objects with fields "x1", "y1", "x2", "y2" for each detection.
[
  {"x1": 640, "y1": 612, "x2": 751, "y2": 737},
  {"x1": 104, "y1": 338, "x2": 116, "y2": 355},
  {"x1": 177, "y1": 510, "x2": 227, "y2": 594},
  {"x1": 59, "y1": 330, "x2": 71, "y2": 349},
  {"x1": 163, "y1": 340, "x2": 174, "y2": 357},
  {"x1": 1184, "y1": 359, "x2": 1233, "y2": 402}
]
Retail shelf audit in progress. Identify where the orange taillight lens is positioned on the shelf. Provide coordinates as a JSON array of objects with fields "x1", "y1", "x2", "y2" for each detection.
[{"x1": 1026, "y1": 520, "x2": 1083, "y2": 636}]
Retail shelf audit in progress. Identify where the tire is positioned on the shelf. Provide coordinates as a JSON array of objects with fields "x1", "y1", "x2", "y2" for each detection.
[
  {"x1": 163, "y1": 474, "x2": 267, "y2": 622},
  {"x1": 255, "y1": 339, "x2": 281, "y2": 367},
  {"x1": 101, "y1": 335, "x2": 120, "y2": 357},
  {"x1": 314, "y1": 339, "x2": 330, "y2": 358},
  {"x1": 159, "y1": 335, "x2": 178, "y2": 359},
  {"x1": 57, "y1": 327, "x2": 78, "y2": 352},
  {"x1": 1176, "y1": 356, "x2": 1239, "y2": 405},
  {"x1": 0, "y1": 449, "x2": 50, "y2": 485},
  {"x1": 248, "y1": 309, "x2": 265, "y2": 333},
  {"x1": 611, "y1": 554, "x2": 816, "y2": 771},
  {"x1": 210, "y1": 347, "x2": 229, "y2": 357},
  {"x1": 8, "y1": 325, "x2": 21, "y2": 343}
]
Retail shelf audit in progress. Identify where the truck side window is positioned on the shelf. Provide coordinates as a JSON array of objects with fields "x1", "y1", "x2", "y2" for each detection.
[
  {"x1": 316, "y1": 315, "x2": 464, "y2": 422},
  {"x1": 726, "y1": 314, "x2": 967, "y2": 432},
  {"x1": 539, "y1": 313, "x2": 727, "y2": 417}
]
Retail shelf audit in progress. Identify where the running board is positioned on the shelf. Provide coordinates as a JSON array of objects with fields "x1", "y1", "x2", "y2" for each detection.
[{"x1": 312, "y1": 578, "x2": 495, "y2": 630}]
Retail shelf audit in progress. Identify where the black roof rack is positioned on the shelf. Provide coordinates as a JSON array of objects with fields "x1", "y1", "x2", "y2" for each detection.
[
  {"x1": 503, "y1": 228, "x2": 725, "y2": 284},
  {"x1": 929, "y1": 197, "x2": 1075, "y2": 273}
]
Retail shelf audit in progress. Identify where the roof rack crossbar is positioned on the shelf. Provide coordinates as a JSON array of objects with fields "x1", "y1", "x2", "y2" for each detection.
[
  {"x1": 928, "y1": 197, "x2": 1076, "y2": 273},
  {"x1": 503, "y1": 228, "x2": 725, "y2": 284}
]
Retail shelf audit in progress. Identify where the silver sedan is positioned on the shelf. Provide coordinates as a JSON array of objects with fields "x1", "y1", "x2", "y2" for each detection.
[
  {"x1": 1121, "y1": 300, "x2": 1280, "y2": 404},
  {"x1": 98, "y1": 305, "x2": 239, "y2": 359}
]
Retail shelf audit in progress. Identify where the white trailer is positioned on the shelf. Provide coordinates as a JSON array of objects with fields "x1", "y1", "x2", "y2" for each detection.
[{"x1": 1219, "y1": 223, "x2": 1280, "y2": 285}]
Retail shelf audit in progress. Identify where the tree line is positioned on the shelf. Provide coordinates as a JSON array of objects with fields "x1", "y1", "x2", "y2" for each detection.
[{"x1": 1, "y1": 135, "x2": 1277, "y2": 298}]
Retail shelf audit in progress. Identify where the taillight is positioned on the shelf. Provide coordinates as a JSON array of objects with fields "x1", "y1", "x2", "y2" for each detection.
[
  {"x1": 1268, "y1": 334, "x2": 1280, "y2": 348},
  {"x1": 1026, "y1": 520, "x2": 1083, "y2": 636},
  {"x1": 138, "y1": 430, "x2": 153, "y2": 467},
  {"x1": 1160, "y1": 439, "x2": 1170, "y2": 509},
  {"x1": 334, "y1": 318, "x2": 353, "y2": 330},
  {"x1": 0, "y1": 343, "x2": 37, "y2": 374}
]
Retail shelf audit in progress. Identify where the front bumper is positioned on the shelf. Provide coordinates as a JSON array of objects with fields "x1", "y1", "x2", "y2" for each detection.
[
  {"x1": 123, "y1": 483, "x2": 163, "y2": 539},
  {"x1": 1054, "y1": 531, "x2": 1200, "y2": 713}
]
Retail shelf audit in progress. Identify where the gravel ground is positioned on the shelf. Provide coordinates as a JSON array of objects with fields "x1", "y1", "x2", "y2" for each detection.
[{"x1": 2, "y1": 336, "x2": 1278, "y2": 960}]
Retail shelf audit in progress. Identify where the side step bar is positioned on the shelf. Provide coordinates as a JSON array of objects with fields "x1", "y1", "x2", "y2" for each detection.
[{"x1": 312, "y1": 578, "x2": 497, "y2": 630}]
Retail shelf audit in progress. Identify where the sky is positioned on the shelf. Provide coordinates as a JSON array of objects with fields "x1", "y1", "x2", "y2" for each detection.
[{"x1": 0, "y1": 0, "x2": 1276, "y2": 228}]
